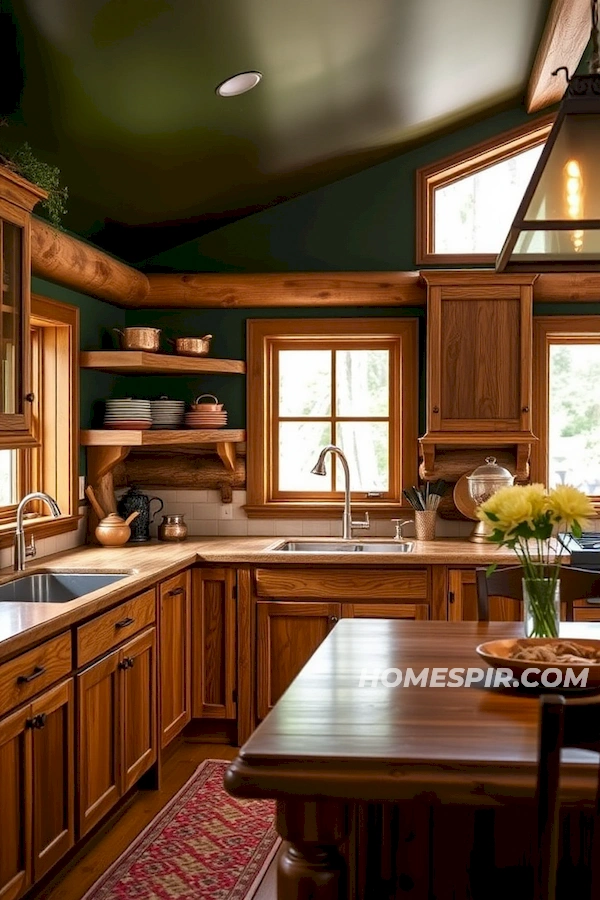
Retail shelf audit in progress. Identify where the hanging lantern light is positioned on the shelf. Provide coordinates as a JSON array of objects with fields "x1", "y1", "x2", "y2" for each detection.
[{"x1": 496, "y1": 0, "x2": 600, "y2": 272}]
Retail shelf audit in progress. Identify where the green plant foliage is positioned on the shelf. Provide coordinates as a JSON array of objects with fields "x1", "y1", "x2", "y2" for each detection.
[{"x1": 0, "y1": 142, "x2": 68, "y2": 228}]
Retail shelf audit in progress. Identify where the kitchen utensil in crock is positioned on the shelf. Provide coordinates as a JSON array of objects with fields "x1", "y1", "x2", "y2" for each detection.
[
  {"x1": 118, "y1": 486, "x2": 164, "y2": 543},
  {"x1": 113, "y1": 327, "x2": 161, "y2": 352},
  {"x1": 167, "y1": 335, "x2": 213, "y2": 356},
  {"x1": 86, "y1": 485, "x2": 140, "y2": 546}
]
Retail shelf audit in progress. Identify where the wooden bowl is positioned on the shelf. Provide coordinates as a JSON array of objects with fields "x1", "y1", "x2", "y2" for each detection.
[{"x1": 476, "y1": 638, "x2": 600, "y2": 689}]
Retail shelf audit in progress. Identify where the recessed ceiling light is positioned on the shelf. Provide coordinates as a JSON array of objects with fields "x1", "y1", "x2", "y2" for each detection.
[{"x1": 215, "y1": 71, "x2": 262, "y2": 97}]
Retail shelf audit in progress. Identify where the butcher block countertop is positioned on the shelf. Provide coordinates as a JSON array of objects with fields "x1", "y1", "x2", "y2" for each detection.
[{"x1": 0, "y1": 536, "x2": 542, "y2": 662}]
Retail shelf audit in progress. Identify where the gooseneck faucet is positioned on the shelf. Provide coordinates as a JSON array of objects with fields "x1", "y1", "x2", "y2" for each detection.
[
  {"x1": 311, "y1": 445, "x2": 369, "y2": 540},
  {"x1": 14, "y1": 492, "x2": 61, "y2": 572}
]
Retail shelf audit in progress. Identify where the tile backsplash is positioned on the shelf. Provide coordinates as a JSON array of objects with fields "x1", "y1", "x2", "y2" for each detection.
[{"x1": 137, "y1": 490, "x2": 474, "y2": 539}]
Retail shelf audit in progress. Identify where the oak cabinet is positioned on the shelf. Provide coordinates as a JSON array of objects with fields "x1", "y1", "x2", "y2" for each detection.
[
  {"x1": 0, "y1": 678, "x2": 74, "y2": 900},
  {"x1": 256, "y1": 601, "x2": 341, "y2": 720},
  {"x1": 191, "y1": 568, "x2": 236, "y2": 720},
  {"x1": 423, "y1": 272, "x2": 536, "y2": 435},
  {"x1": 342, "y1": 602, "x2": 429, "y2": 619},
  {"x1": 159, "y1": 570, "x2": 191, "y2": 748},
  {"x1": 0, "y1": 169, "x2": 45, "y2": 447},
  {"x1": 447, "y1": 569, "x2": 521, "y2": 622},
  {"x1": 77, "y1": 627, "x2": 157, "y2": 837}
]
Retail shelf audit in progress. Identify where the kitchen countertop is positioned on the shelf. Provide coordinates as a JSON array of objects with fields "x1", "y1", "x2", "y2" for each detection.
[{"x1": 0, "y1": 536, "x2": 543, "y2": 662}]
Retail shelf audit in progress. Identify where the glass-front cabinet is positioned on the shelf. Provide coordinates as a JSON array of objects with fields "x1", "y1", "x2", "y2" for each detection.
[{"x1": 0, "y1": 166, "x2": 46, "y2": 446}]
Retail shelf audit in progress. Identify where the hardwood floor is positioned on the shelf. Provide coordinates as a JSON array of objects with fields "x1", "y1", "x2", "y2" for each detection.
[{"x1": 32, "y1": 740, "x2": 277, "y2": 900}]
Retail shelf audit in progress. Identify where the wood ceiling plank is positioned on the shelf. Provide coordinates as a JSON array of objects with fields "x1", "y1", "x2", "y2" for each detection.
[{"x1": 526, "y1": 0, "x2": 591, "y2": 113}]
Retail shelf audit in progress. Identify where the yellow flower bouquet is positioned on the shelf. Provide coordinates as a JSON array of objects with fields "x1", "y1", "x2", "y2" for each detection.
[{"x1": 477, "y1": 484, "x2": 594, "y2": 637}]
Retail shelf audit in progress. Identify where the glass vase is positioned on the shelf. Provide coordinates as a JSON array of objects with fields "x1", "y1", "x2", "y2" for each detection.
[{"x1": 522, "y1": 578, "x2": 560, "y2": 638}]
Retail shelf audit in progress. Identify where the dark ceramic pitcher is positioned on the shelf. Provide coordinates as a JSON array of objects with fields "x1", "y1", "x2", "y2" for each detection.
[{"x1": 117, "y1": 486, "x2": 164, "y2": 543}]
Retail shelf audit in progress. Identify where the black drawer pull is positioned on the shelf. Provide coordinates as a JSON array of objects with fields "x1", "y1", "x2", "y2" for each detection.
[
  {"x1": 167, "y1": 587, "x2": 184, "y2": 596},
  {"x1": 115, "y1": 616, "x2": 134, "y2": 629},
  {"x1": 26, "y1": 713, "x2": 47, "y2": 729},
  {"x1": 119, "y1": 657, "x2": 134, "y2": 670},
  {"x1": 17, "y1": 665, "x2": 46, "y2": 684}
]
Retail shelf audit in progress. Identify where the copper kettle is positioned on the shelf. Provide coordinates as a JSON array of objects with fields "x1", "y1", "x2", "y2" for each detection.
[{"x1": 86, "y1": 486, "x2": 139, "y2": 546}]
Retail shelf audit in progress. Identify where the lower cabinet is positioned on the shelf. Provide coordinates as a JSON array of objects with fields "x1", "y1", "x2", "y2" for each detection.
[
  {"x1": 77, "y1": 627, "x2": 157, "y2": 837},
  {"x1": 447, "y1": 568, "x2": 521, "y2": 621},
  {"x1": 159, "y1": 571, "x2": 191, "y2": 748},
  {"x1": 191, "y1": 568, "x2": 236, "y2": 720},
  {"x1": 256, "y1": 601, "x2": 341, "y2": 720},
  {"x1": 343, "y1": 603, "x2": 429, "y2": 620},
  {"x1": 0, "y1": 679, "x2": 74, "y2": 900}
]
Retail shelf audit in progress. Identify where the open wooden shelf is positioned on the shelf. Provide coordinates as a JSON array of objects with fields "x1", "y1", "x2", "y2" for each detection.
[
  {"x1": 81, "y1": 428, "x2": 245, "y2": 447},
  {"x1": 80, "y1": 350, "x2": 246, "y2": 375}
]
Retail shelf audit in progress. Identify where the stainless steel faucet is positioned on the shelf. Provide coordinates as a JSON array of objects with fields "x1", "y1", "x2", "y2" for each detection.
[
  {"x1": 311, "y1": 445, "x2": 370, "y2": 540},
  {"x1": 14, "y1": 492, "x2": 61, "y2": 571}
]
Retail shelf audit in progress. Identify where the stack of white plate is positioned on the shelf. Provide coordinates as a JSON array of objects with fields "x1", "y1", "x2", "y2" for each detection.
[
  {"x1": 150, "y1": 397, "x2": 185, "y2": 429},
  {"x1": 184, "y1": 407, "x2": 228, "y2": 429},
  {"x1": 104, "y1": 398, "x2": 152, "y2": 430}
]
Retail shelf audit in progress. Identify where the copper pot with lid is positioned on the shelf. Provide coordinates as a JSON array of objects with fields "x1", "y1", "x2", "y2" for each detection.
[{"x1": 190, "y1": 394, "x2": 223, "y2": 411}]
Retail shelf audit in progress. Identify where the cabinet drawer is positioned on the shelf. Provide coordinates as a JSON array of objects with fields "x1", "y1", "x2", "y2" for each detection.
[
  {"x1": 77, "y1": 588, "x2": 156, "y2": 668},
  {"x1": 254, "y1": 567, "x2": 428, "y2": 600},
  {"x1": 0, "y1": 631, "x2": 72, "y2": 717}
]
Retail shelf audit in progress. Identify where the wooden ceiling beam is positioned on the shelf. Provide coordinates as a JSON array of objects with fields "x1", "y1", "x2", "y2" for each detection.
[
  {"x1": 143, "y1": 272, "x2": 425, "y2": 308},
  {"x1": 31, "y1": 218, "x2": 149, "y2": 306},
  {"x1": 526, "y1": 0, "x2": 590, "y2": 113}
]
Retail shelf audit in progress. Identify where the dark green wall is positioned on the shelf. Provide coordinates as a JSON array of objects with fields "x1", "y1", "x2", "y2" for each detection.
[{"x1": 142, "y1": 106, "x2": 538, "y2": 274}]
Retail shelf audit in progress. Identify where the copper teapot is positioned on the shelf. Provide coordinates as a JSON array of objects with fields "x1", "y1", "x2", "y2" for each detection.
[{"x1": 86, "y1": 486, "x2": 140, "y2": 546}]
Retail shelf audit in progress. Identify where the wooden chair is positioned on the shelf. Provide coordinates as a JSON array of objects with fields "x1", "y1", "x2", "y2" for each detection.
[
  {"x1": 475, "y1": 566, "x2": 600, "y2": 623},
  {"x1": 536, "y1": 692, "x2": 600, "y2": 900}
]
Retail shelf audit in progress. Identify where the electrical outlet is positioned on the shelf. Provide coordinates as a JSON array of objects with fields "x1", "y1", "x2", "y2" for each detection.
[
  {"x1": 219, "y1": 504, "x2": 233, "y2": 519},
  {"x1": 78, "y1": 476, "x2": 86, "y2": 502}
]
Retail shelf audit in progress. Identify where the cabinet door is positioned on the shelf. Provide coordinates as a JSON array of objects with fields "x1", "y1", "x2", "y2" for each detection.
[
  {"x1": 343, "y1": 603, "x2": 429, "y2": 619},
  {"x1": 0, "y1": 705, "x2": 31, "y2": 900},
  {"x1": 426, "y1": 277, "x2": 533, "y2": 434},
  {"x1": 77, "y1": 650, "x2": 121, "y2": 837},
  {"x1": 159, "y1": 571, "x2": 191, "y2": 748},
  {"x1": 192, "y1": 568, "x2": 236, "y2": 720},
  {"x1": 0, "y1": 199, "x2": 34, "y2": 445},
  {"x1": 31, "y1": 679, "x2": 74, "y2": 881},
  {"x1": 256, "y1": 601, "x2": 341, "y2": 720},
  {"x1": 120, "y1": 628, "x2": 157, "y2": 792},
  {"x1": 448, "y1": 569, "x2": 521, "y2": 622}
]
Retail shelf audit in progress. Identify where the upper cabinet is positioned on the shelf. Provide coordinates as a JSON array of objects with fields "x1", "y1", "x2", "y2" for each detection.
[
  {"x1": 420, "y1": 272, "x2": 537, "y2": 479},
  {"x1": 0, "y1": 167, "x2": 46, "y2": 447}
]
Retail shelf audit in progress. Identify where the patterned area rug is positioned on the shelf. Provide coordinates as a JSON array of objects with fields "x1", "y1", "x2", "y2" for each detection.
[{"x1": 82, "y1": 759, "x2": 280, "y2": 900}]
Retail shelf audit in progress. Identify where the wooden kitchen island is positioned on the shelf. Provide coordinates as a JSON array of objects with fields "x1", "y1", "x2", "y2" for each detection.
[{"x1": 225, "y1": 620, "x2": 600, "y2": 900}]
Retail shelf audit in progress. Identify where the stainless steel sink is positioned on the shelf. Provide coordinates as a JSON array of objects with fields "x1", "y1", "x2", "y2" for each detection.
[
  {"x1": 0, "y1": 571, "x2": 128, "y2": 603},
  {"x1": 272, "y1": 541, "x2": 414, "y2": 553}
]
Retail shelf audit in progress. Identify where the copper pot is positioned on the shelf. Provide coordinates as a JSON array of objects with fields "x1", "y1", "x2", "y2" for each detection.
[
  {"x1": 168, "y1": 335, "x2": 213, "y2": 357},
  {"x1": 157, "y1": 514, "x2": 188, "y2": 542},
  {"x1": 189, "y1": 393, "x2": 223, "y2": 411},
  {"x1": 113, "y1": 327, "x2": 161, "y2": 352}
]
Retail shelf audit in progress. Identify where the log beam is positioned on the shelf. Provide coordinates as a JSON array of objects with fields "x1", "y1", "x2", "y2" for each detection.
[
  {"x1": 144, "y1": 272, "x2": 426, "y2": 308},
  {"x1": 31, "y1": 218, "x2": 149, "y2": 306},
  {"x1": 526, "y1": 0, "x2": 590, "y2": 114}
]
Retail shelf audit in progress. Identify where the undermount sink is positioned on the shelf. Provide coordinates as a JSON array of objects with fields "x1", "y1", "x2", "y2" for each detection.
[
  {"x1": 0, "y1": 571, "x2": 128, "y2": 603},
  {"x1": 272, "y1": 541, "x2": 414, "y2": 553}
]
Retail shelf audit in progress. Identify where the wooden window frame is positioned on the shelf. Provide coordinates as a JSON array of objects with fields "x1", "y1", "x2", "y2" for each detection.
[
  {"x1": 246, "y1": 318, "x2": 419, "y2": 518},
  {"x1": 416, "y1": 115, "x2": 554, "y2": 266},
  {"x1": 0, "y1": 294, "x2": 80, "y2": 545},
  {"x1": 532, "y1": 315, "x2": 600, "y2": 513}
]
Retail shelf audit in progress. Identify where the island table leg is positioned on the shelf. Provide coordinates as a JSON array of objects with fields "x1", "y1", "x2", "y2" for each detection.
[{"x1": 276, "y1": 799, "x2": 349, "y2": 900}]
